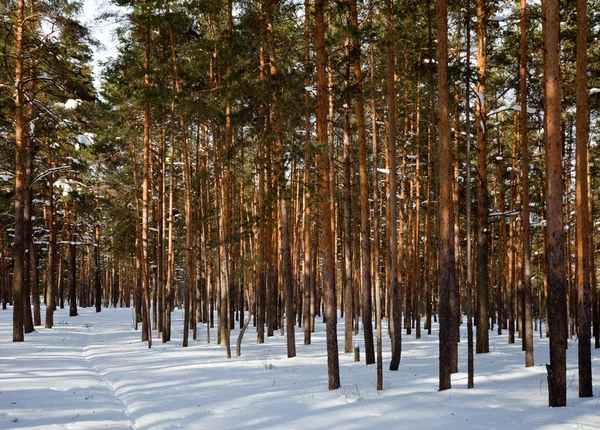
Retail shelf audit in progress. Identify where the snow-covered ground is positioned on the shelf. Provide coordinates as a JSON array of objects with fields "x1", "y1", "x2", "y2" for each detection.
[{"x1": 1, "y1": 305, "x2": 599, "y2": 429}]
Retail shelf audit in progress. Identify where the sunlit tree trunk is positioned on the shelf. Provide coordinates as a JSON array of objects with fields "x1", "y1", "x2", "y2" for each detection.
[
  {"x1": 437, "y1": 0, "x2": 456, "y2": 391},
  {"x1": 12, "y1": 0, "x2": 26, "y2": 342},
  {"x1": 386, "y1": 0, "x2": 401, "y2": 372},
  {"x1": 350, "y1": 0, "x2": 375, "y2": 366},
  {"x1": 164, "y1": 122, "x2": 176, "y2": 342},
  {"x1": 369, "y1": 33, "x2": 382, "y2": 390},
  {"x1": 475, "y1": 0, "x2": 489, "y2": 354},
  {"x1": 542, "y1": 0, "x2": 567, "y2": 406},
  {"x1": 316, "y1": 0, "x2": 340, "y2": 390},
  {"x1": 141, "y1": 17, "x2": 152, "y2": 347}
]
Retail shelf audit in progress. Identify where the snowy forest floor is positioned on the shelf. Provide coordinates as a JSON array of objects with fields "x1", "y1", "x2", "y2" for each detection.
[{"x1": 1, "y1": 306, "x2": 599, "y2": 429}]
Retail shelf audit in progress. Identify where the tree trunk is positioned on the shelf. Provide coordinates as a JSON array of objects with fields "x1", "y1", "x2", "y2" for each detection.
[
  {"x1": 45, "y1": 160, "x2": 56, "y2": 328},
  {"x1": 68, "y1": 210, "x2": 77, "y2": 317},
  {"x1": 12, "y1": 0, "x2": 26, "y2": 342},
  {"x1": 264, "y1": 0, "x2": 296, "y2": 359},
  {"x1": 437, "y1": 0, "x2": 456, "y2": 391},
  {"x1": 520, "y1": 0, "x2": 534, "y2": 367},
  {"x1": 316, "y1": 0, "x2": 340, "y2": 390},
  {"x1": 386, "y1": 0, "x2": 401, "y2": 372},
  {"x1": 542, "y1": 0, "x2": 567, "y2": 406},
  {"x1": 475, "y1": 0, "x2": 490, "y2": 354},
  {"x1": 368, "y1": 34, "x2": 382, "y2": 390},
  {"x1": 141, "y1": 19, "x2": 152, "y2": 347},
  {"x1": 350, "y1": 0, "x2": 375, "y2": 367},
  {"x1": 343, "y1": 30, "x2": 353, "y2": 354},
  {"x1": 464, "y1": 0, "x2": 474, "y2": 387},
  {"x1": 575, "y1": 0, "x2": 592, "y2": 398}
]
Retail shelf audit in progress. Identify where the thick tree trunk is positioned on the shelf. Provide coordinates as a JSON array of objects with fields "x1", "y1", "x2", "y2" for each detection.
[
  {"x1": 475, "y1": 0, "x2": 490, "y2": 354},
  {"x1": 543, "y1": 0, "x2": 567, "y2": 406}
]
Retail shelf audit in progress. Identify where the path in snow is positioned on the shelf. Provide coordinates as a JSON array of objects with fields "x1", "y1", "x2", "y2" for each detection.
[
  {"x1": 0, "y1": 312, "x2": 134, "y2": 429},
  {"x1": 1, "y1": 305, "x2": 599, "y2": 429}
]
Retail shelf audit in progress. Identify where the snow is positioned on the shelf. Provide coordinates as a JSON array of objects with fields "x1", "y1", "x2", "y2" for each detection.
[
  {"x1": 54, "y1": 179, "x2": 73, "y2": 196},
  {"x1": 476, "y1": 91, "x2": 484, "y2": 107},
  {"x1": 487, "y1": 106, "x2": 511, "y2": 117},
  {"x1": 512, "y1": 105, "x2": 538, "y2": 114},
  {"x1": 76, "y1": 133, "x2": 94, "y2": 148},
  {"x1": 0, "y1": 306, "x2": 598, "y2": 429},
  {"x1": 64, "y1": 99, "x2": 80, "y2": 110},
  {"x1": 590, "y1": 88, "x2": 600, "y2": 95}
]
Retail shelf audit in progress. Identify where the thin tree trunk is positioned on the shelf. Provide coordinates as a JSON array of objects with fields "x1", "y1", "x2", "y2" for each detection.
[
  {"x1": 589, "y1": 152, "x2": 599, "y2": 349},
  {"x1": 575, "y1": 0, "x2": 593, "y2": 397},
  {"x1": 350, "y1": 0, "x2": 375, "y2": 366},
  {"x1": 12, "y1": 0, "x2": 26, "y2": 342},
  {"x1": 45, "y1": 157, "x2": 56, "y2": 328},
  {"x1": 343, "y1": 30, "x2": 353, "y2": 354},
  {"x1": 437, "y1": 0, "x2": 456, "y2": 391},
  {"x1": 520, "y1": 0, "x2": 534, "y2": 367},
  {"x1": 264, "y1": 0, "x2": 296, "y2": 359},
  {"x1": 386, "y1": 0, "x2": 401, "y2": 372},
  {"x1": 316, "y1": 0, "x2": 340, "y2": 390},
  {"x1": 68, "y1": 210, "x2": 77, "y2": 317},
  {"x1": 369, "y1": 32, "x2": 383, "y2": 390},
  {"x1": 464, "y1": 0, "x2": 474, "y2": 387},
  {"x1": 95, "y1": 224, "x2": 101, "y2": 313},
  {"x1": 167, "y1": 0, "x2": 195, "y2": 348},
  {"x1": 141, "y1": 18, "x2": 152, "y2": 347},
  {"x1": 302, "y1": 0, "x2": 312, "y2": 347},
  {"x1": 164, "y1": 121, "x2": 176, "y2": 343},
  {"x1": 30, "y1": 238, "x2": 40, "y2": 326}
]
